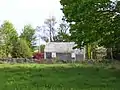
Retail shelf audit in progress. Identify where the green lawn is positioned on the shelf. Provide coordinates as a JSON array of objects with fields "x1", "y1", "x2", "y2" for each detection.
[{"x1": 0, "y1": 64, "x2": 120, "y2": 90}]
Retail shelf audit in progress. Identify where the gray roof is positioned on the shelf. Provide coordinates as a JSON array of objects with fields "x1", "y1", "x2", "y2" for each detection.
[{"x1": 44, "y1": 42, "x2": 84, "y2": 54}]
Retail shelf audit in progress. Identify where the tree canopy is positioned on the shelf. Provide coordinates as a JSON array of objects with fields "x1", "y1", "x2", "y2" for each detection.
[
  {"x1": 20, "y1": 24, "x2": 36, "y2": 51},
  {"x1": 53, "y1": 21, "x2": 70, "y2": 42},
  {"x1": 0, "y1": 21, "x2": 33, "y2": 58},
  {"x1": 0, "y1": 20, "x2": 18, "y2": 57},
  {"x1": 60, "y1": 0, "x2": 120, "y2": 48}
]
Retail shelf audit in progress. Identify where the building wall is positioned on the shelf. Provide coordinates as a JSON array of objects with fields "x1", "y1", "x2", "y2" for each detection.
[
  {"x1": 56, "y1": 53, "x2": 71, "y2": 61},
  {"x1": 45, "y1": 52, "x2": 85, "y2": 61},
  {"x1": 76, "y1": 54, "x2": 84, "y2": 61}
]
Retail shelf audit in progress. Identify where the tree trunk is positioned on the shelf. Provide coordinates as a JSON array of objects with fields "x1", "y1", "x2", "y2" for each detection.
[
  {"x1": 92, "y1": 48, "x2": 96, "y2": 59},
  {"x1": 49, "y1": 21, "x2": 52, "y2": 42},
  {"x1": 50, "y1": 28, "x2": 52, "y2": 42},
  {"x1": 85, "y1": 44, "x2": 92, "y2": 59},
  {"x1": 106, "y1": 48, "x2": 113, "y2": 60},
  {"x1": 85, "y1": 45, "x2": 89, "y2": 59},
  {"x1": 110, "y1": 48, "x2": 113, "y2": 61},
  {"x1": 88, "y1": 44, "x2": 92, "y2": 59}
]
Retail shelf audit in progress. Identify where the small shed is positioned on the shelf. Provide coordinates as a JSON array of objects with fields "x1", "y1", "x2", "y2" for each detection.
[{"x1": 44, "y1": 42, "x2": 85, "y2": 61}]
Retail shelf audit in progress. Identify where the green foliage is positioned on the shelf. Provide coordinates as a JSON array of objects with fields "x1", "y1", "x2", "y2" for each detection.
[
  {"x1": 0, "y1": 20, "x2": 18, "y2": 57},
  {"x1": 53, "y1": 21, "x2": 70, "y2": 42},
  {"x1": 60, "y1": 0, "x2": 120, "y2": 48},
  {"x1": 13, "y1": 39, "x2": 32, "y2": 58},
  {"x1": 0, "y1": 21, "x2": 34, "y2": 58},
  {"x1": 0, "y1": 27, "x2": 5, "y2": 58},
  {"x1": 0, "y1": 64, "x2": 120, "y2": 90},
  {"x1": 40, "y1": 45, "x2": 45, "y2": 53},
  {"x1": 20, "y1": 24, "x2": 36, "y2": 51},
  {"x1": 0, "y1": 45, "x2": 6, "y2": 58}
]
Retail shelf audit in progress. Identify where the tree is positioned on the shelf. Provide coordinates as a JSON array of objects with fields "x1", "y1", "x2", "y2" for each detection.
[
  {"x1": 12, "y1": 38, "x2": 32, "y2": 58},
  {"x1": 37, "y1": 16, "x2": 57, "y2": 42},
  {"x1": 0, "y1": 27, "x2": 5, "y2": 58},
  {"x1": 0, "y1": 20, "x2": 18, "y2": 57},
  {"x1": 40, "y1": 45, "x2": 45, "y2": 53},
  {"x1": 0, "y1": 28, "x2": 6, "y2": 58},
  {"x1": 44, "y1": 16, "x2": 57, "y2": 42},
  {"x1": 60, "y1": 0, "x2": 120, "y2": 59},
  {"x1": 36, "y1": 16, "x2": 70, "y2": 42},
  {"x1": 53, "y1": 20, "x2": 70, "y2": 42},
  {"x1": 20, "y1": 24, "x2": 36, "y2": 51}
]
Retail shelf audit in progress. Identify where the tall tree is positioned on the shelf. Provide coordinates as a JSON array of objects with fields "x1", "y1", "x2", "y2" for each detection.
[
  {"x1": 0, "y1": 27, "x2": 6, "y2": 58},
  {"x1": 53, "y1": 21, "x2": 70, "y2": 42},
  {"x1": 43, "y1": 16, "x2": 57, "y2": 42},
  {"x1": 20, "y1": 24, "x2": 36, "y2": 51},
  {"x1": 0, "y1": 20, "x2": 18, "y2": 57},
  {"x1": 60, "y1": 0, "x2": 120, "y2": 59},
  {"x1": 36, "y1": 16, "x2": 57, "y2": 42}
]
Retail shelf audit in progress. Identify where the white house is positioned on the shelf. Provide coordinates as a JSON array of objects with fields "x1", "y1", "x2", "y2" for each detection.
[{"x1": 44, "y1": 42, "x2": 85, "y2": 61}]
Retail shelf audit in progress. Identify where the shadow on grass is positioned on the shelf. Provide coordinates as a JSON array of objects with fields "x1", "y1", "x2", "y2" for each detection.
[{"x1": 0, "y1": 64, "x2": 120, "y2": 90}]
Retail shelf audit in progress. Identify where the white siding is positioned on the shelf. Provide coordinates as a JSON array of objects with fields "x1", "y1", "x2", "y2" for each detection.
[{"x1": 44, "y1": 42, "x2": 85, "y2": 60}]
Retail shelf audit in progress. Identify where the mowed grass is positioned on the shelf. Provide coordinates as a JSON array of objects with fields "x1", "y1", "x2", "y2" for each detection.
[{"x1": 0, "y1": 64, "x2": 120, "y2": 90}]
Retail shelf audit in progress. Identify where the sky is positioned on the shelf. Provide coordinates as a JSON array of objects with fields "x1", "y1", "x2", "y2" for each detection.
[
  {"x1": 0, "y1": 0, "x2": 63, "y2": 35},
  {"x1": 0, "y1": 0, "x2": 118, "y2": 45}
]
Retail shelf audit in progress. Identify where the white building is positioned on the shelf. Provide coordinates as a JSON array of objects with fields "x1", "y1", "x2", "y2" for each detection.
[{"x1": 44, "y1": 42, "x2": 85, "y2": 61}]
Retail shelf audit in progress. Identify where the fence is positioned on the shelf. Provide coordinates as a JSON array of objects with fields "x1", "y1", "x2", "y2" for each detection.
[{"x1": 0, "y1": 58, "x2": 35, "y2": 64}]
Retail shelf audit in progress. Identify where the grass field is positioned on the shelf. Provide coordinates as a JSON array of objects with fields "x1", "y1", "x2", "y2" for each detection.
[{"x1": 0, "y1": 64, "x2": 120, "y2": 90}]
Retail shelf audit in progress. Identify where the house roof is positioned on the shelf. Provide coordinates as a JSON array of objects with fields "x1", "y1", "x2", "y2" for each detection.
[{"x1": 44, "y1": 42, "x2": 84, "y2": 54}]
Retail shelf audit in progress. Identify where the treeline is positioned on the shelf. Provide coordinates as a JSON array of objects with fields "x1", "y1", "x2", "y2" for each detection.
[
  {"x1": 0, "y1": 21, "x2": 36, "y2": 58},
  {"x1": 0, "y1": 17, "x2": 69, "y2": 58}
]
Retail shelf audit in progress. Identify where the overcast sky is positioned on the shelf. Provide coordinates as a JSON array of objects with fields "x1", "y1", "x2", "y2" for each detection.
[
  {"x1": 0, "y1": 0, "x2": 118, "y2": 45},
  {"x1": 0, "y1": 0, "x2": 63, "y2": 35}
]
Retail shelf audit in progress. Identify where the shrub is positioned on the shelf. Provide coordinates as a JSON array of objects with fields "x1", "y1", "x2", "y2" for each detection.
[
  {"x1": 33, "y1": 52, "x2": 44, "y2": 63},
  {"x1": 11, "y1": 38, "x2": 32, "y2": 58},
  {"x1": 33, "y1": 52, "x2": 44, "y2": 60}
]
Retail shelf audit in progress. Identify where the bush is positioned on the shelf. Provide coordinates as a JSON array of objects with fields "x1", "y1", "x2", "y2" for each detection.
[
  {"x1": 33, "y1": 52, "x2": 44, "y2": 63},
  {"x1": 11, "y1": 38, "x2": 32, "y2": 58},
  {"x1": 0, "y1": 61, "x2": 4, "y2": 64},
  {"x1": 33, "y1": 52, "x2": 44, "y2": 60}
]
